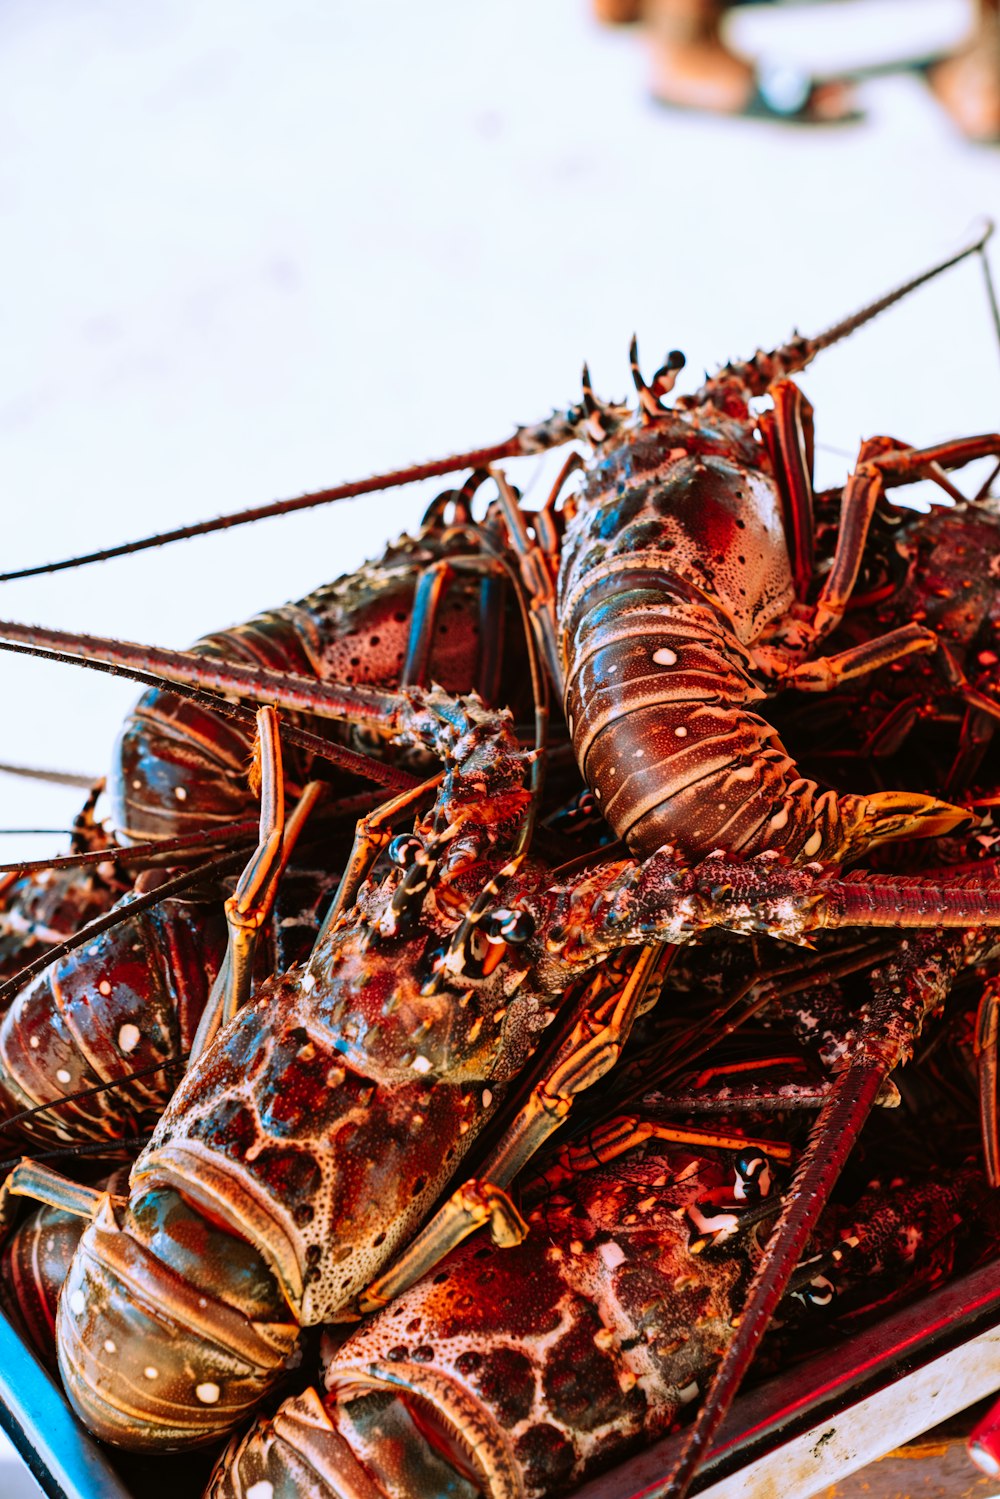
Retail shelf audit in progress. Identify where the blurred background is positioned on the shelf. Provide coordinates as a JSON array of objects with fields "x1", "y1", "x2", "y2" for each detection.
[{"x1": 0, "y1": 1, "x2": 998, "y2": 1489}]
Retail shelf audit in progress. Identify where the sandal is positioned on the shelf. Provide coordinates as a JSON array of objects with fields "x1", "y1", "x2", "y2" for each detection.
[{"x1": 652, "y1": 62, "x2": 862, "y2": 124}]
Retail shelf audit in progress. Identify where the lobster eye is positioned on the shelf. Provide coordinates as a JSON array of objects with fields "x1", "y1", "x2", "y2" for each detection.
[
  {"x1": 483, "y1": 908, "x2": 535, "y2": 944},
  {"x1": 733, "y1": 1150, "x2": 772, "y2": 1202},
  {"x1": 803, "y1": 1275, "x2": 835, "y2": 1307},
  {"x1": 388, "y1": 835, "x2": 423, "y2": 869}
]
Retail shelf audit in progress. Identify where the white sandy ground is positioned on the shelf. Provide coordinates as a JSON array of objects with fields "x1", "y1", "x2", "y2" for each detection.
[{"x1": 0, "y1": 0, "x2": 999, "y2": 1493}]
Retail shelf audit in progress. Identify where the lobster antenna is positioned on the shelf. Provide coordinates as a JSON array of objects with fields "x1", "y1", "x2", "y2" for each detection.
[
  {"x1": 0, "y1": 829, "x2": 82, "y2": 838},
  {"x1": 800, "y1": 220, "x2": 994, "y2": 365},
  {"x1": 661, "y1": 1057, "x2": 886, "y2": 1499},
  {"x1": 0, "y1": 633, "x2": 419, "y2": 795},
  {"x1": 0, "y1": 1135, "x2": 153, "y2": 1175},
  {"x1": 0, "y1": 761, "x2": 96, "y2": 789},
  {"x1": 658, "y1": 927, "x2": 972, "y2": 1499},
  {"x1": 981, "y1": 241, "x2": 1000, "y2": 371},
  {"x1": 0, "y1": 438, "x2": 536, "y2": 583},
  {"x1": 0, "y1": 819, "x2": 258, "y2": 876},
  {"x1": 712, "y1": 222, "x2": 995, "y2": 398},
  {"x1": 0, "y1": 1056, "x2": 189, "y2": 1137}
]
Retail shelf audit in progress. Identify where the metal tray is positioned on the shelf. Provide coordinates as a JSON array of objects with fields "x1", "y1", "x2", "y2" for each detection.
[{"x1": 2, "y1": 1258, "x2": 1000, "y2": 1499}]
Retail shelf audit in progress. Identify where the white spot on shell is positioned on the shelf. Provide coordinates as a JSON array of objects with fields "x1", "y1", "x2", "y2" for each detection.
[
  {"x1": 600, "y1": 1241, "x2": 627, "y2": 1271},
  {"x1": 29, "y1": 1037, "x2": 39, "y2": 1049},
  {"x1": 674, "y1": 726, "x2": 688, "y2": 738},
  {"x1": 653, "y1": 647, "x2": 678, "y2": 666},
  {"x1": 769, "y1": 807, "x2": 789, "y2": 830},
  {"x1": 174, "y1": 787, "x2": 188, "y2": 802},
  {"x1": 196, "y1": 1382, "x2": 220, "y2": 1404},
  {"x1": 132, "y1": 779, "x2": 142, "y2": 791},
  {"x1": 301, "y1": 970, "x2": 316, "y2": 994},
  {"x1": 56, "y1": 1069, "x2": 71, "y2": 1085},
  {"x1": 98, "y1": 980, "x2": 112, "y2": 997},
  {"x1": 69, "y1": 1290, "x2": 86, "y2": 1315},
  {"x1": 482, "y1": 1088, "x2": 493, "y2": 1108},
  {"x1": 412, "y1": 1055, "x2": 431, "y2": 1074},
  {"x1": 802, "y1": 830, "x2": 823, "y2": 858},
  {"x1": 118, "y1": 1024, "x2": 141, "y2": 1054},
  {"x1": 678, "y1": 1380, "x2": 700, "y2": 1404},
  {"x1": 144, "y1": 1366, "x2": 159, "y2": 1380},
  {"x1": 246, "y1": 1483, "x2": 275, "y2": 1499},
  {"x1": 104, "y1": 1339, "x2": 117, "y2": 1353}
]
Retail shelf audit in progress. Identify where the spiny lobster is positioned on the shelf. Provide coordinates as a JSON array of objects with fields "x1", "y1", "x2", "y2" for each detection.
[
  {"x1": 1, "y1": 675, "x2": 997, "y2": 1456},
  {"x1": 3, "y1": 230, "x2": 996, "y2": 873},
  {"x1": 0, "y1": 232, "x2": 996, "y2": 1493},
  {"x1": 204, "y1": 1087, "x2": 1000, "y2": 1499},
  {"x1": 0, "y1": 471, "x2": 562, "y2": 1159}
]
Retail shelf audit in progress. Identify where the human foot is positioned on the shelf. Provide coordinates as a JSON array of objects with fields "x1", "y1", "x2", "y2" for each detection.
[
  {"x1": 925, "y1": 26, "x2": 1000, "y2": 143},
  {"x1": 645, "y1": 0, "x2": 856, "y2": 121}
]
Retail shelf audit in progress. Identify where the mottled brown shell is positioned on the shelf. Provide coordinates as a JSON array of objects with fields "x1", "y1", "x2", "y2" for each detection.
[
  {"x1": 0, "y1": 893, "x2": 227, "y2": 1145},
  {"x1": 322, "y1": 1140, "x2": 754, "y2": 1498},
  {"x1": 111, "y1": 526, "x2": 531, "y2": 844}
]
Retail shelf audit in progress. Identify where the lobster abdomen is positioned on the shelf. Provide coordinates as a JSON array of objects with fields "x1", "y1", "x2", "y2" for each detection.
[
  {"x1": 110, "y1": 530, "x2": 525, "y2": 845},
  {"x1": 560, "y1": 436, "x2": 965, "y2": 862}
]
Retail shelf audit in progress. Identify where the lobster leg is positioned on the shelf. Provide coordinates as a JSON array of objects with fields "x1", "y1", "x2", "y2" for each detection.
[
  {"x1": 781, "y1": 622, "x2": 939, "y2": 692},
  {"x1": 357, "y1": 951, "x2": 668, "y2": 1312},
  {"x1": 0, "y1": 1159, "x2": 110, "y2": 1237},
  {"x1": 761, "y1": 380, "x2": 815, "y2": 603},
  {"x1": 318, "y1": 777, "x2": 444, "y2": 946},
  {"x1": 192, "y1": 723, "x2": 325, "y2": 1060},
  {"x1": 659, "y1": 929, "x2": 980, "y2": 1499},
  {"x1": 976, "y1": 976, "x2": 1000, "y2": 1187},
  {"x1": 459, "y1": 944, "x2": 669, "y2": 1187},
  {"x1": 492, "y1": 466, "x2": 564, "y2": 691},
  {"x1": 814, "y1": 432, "x2": 1000, "y2": 637},
  {"x1": 357, "y1": 1182, "x2": 528, "y2": 1314}
]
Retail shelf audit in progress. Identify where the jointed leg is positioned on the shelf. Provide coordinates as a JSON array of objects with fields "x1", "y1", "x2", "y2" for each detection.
[
  {"x1": 357, "y1": 947, "x2": 668, "y2": 1311},
  {"x1": 0, "y1": 1159, "x2": 111, "y2": 1237},
  {"x1": 316, "y1": 775, "x2": 444, "y2": 946},
  {"x1": 761, "y1": 380, "x2": 816, "y2": 603},
  {"x1": 814, "y1": 432, "x2": 1000, "y2": 638},
  {"x1": 190, "y1": 710, "x2": 323, "y2": 1061},
  {"x1": 977, "y1": 977, "x2": 1000, "y2": 1187}
]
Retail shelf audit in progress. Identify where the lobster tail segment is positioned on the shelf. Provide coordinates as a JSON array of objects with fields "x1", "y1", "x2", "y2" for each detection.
[
  {"x1": 57, "y1": 1188, "x2": 298, "y2": 1450},
  {"x1": 207, "y1": 1383, "x2": 503, "y2": 1499},
  {"x1": 834, "y1": 789, "x2": 975, "y2": 861}
]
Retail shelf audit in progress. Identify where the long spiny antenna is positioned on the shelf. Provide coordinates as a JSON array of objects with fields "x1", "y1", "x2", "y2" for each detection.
[
  {"x1": 0, "y1": 821, "x2": 258, "y2": 876},
  {"x1": 0, "y1": 631, "x2": 419, "y2": 794},
  {"x1": 0, "y1": 762, "x2": 96, "y2": 788},
  {"x1": 657, "y1": 928, "x2": 975, "y2": 1499},
  {"x1": 0, "y1": 1056, "x2": 189, "y2": 1137},
  {"x1": 711, "y1": 221, "x2": 995, "y2": 397},
  {"x1": 801, "y1": 220, "x2": 994, "y2": 364},
  {"x1": 0, "y1": 1136, "x2": 153, "y2": 1174},
  {"x1": 0, "y1": 438, "x2": 539, "y2": 583}
]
